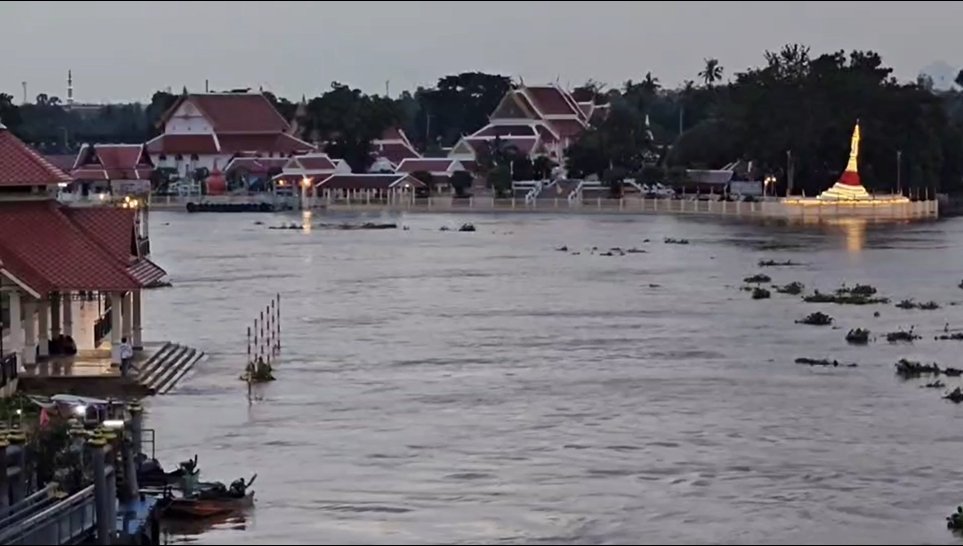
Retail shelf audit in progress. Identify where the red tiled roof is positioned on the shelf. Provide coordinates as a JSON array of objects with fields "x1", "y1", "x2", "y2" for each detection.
[
  {"x1": 43, "y1": 154, "x2": 76, "y2": 174},
  {"x1": 374, "y1": 141, "x2": 420, "y2": 166},
  {"x1": 0, "y1": 201, "x2": 140, "y2": 293},
  {"x1": 71, "y1": 144, "x2": 154, "y2": 181},
  {"x1": 223, "y1": 157, "x2": 288, "y2": 175},
  {"x1": 0, "y1": 128, "x2": 72, "y2": 187},
  {"x1": 524, "y1": 86, "x2": 581, "y2": 117},
  {"x1": 378, "y1": 127, "x2": 407, "y2": 142},
  {"x1": 473, "y1": 125, "x2": 537, "y2": 137},
  {"x1": 511, "y1": 92, "x2": 540, "y2": 119},
  {"x1": 294, "y1": 154, "x2": 337, "y2": 171},
  {"x1": 465, "y1": 136, "x2": 538, "y2": 156},
  {"x1": 60, "y1": 207, "x2": 168, "y2": 286},
  {"x1": 316, "y1": 174, "x2": 425, "y2": 190},
  {"x1": 547, "y1": 119, "x2": 587, "y2": 139},
  {"x1": 145, "y1": 134, "x2": 219, "y2": 155},
  {"x1": 396, "y1": 158, "x2": 462, "y2": 173},
  {"x1": 217, "y1": 133, "x2": 315, "y2": 154},
  {"x1": 535, "y1": 124, "x2": 559, "y2": 143},
  {"x1": 61, "y1": 207, "x2": 136, "y2": 262},
  {"x1": 162, "y1": 94, "x2": 290, "y2": 134}
]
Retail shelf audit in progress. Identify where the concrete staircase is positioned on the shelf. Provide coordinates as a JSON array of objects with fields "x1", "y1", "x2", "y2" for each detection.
[{"x1": 136, "y1": 342, "x2": 205, "y2": 394}]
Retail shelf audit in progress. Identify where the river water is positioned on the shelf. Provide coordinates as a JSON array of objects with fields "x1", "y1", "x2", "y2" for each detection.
[{"x1": 142, "y1": 211, "x2": 963, "y2": 545}]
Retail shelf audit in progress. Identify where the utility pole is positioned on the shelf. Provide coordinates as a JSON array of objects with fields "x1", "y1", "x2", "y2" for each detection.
[
  {"x1": 786, "y1": 150, "x2": 793, "y2": 196},
  {"x1": 896, "y1": 149, "x2": 902, "y2": 195}
]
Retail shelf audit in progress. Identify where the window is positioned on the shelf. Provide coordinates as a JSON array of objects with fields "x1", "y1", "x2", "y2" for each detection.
[{"x1": 175, "y1": 154, "x2": 183, "y2": 162}]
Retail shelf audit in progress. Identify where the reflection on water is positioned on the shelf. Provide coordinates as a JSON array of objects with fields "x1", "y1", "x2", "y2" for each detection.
[{"x1": 145, "y1": 212, "x2": 963, "y2": 545}]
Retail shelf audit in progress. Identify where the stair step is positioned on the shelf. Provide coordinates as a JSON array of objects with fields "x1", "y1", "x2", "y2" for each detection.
[
  {"x1": 154, "y1": 349, "x2": 198, "y2": 394},
  {"x1": 158, "y1": 352, "x2": 205, "y2": 394},
  {"x1": 152, "y1": 348, "x2": 193, "y2": 391},
  {"x1": 137, "y1": 342, "x2": 175, "y2": 379},
  {"x1": 139, "y1": 344, "x2": 190, "y2": 389}
]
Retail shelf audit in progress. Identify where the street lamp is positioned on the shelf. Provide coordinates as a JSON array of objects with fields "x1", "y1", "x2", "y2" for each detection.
[{"x1": 896, "y1": 149, "x2": 902, "y2": 196}]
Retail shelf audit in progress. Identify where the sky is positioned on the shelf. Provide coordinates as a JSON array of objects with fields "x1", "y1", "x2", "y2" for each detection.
[{"x1": 2, "y1": 1, "x2": 962, "y2": 103}]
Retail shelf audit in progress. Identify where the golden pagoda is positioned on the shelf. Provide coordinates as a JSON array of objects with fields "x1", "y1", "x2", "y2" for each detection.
[{"x1": 818, "y1": 120, "x2": 872, "y2": 200}]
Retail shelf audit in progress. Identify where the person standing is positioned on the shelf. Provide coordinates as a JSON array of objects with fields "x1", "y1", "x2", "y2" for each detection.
[{"x1": 120, "y1": 337, "x2": 134, "y2": 377}]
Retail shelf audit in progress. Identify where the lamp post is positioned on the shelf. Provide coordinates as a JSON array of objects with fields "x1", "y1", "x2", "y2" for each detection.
[
  {"x1": 300, "y1": 177, "x2": 311, "y2": 211},
  {"x1": 786, "y1": 150, "x2": 793, "y2": 197},
  {"x1": 896, "y1": 149, "x2": 902, "y2": 196}
]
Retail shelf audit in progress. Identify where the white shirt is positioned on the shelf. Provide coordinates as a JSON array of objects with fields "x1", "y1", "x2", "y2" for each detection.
[{"x1": 120, "y1": 343, "x2": 134, "y2": 360}]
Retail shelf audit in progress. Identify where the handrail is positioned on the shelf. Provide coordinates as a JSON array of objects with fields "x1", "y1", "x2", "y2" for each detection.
[
  {"x1": 567, "y1": 181, "x2": 585, "y2": 203},
  {"x1": 0, "y1": 485, "x2": 96, "y2": 545}
]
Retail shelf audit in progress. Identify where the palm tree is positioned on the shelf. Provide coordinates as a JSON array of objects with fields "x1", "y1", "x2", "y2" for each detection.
[{"x1": 699, "y1": 58, "x2": 723, "y2": 87}]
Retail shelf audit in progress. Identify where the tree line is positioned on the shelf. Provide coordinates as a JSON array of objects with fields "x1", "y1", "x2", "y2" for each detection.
[{"x1": 2, "y1": 45, "x2": 963, "y2": 194}]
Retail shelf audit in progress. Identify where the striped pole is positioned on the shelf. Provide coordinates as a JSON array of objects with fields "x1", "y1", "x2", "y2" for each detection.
[
  {"x1": 247, "y1": 326, "x2": 251, "y2": 364},
  {"x1": 259, "y1": 310, "x2": 265, "y2": 358},
  {"x1": 276, "y1": 293, "x2": 281, "y2": 351}
]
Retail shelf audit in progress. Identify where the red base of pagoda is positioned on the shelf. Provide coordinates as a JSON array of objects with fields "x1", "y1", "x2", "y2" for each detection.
[{"x1": 838, "y1": 170, "x2": 861, "y2": 187}]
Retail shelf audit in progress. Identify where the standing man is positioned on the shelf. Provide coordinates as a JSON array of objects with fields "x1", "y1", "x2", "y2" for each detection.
[{"x1": 120, "y1": 337, "x2": 134, "y2": 377}]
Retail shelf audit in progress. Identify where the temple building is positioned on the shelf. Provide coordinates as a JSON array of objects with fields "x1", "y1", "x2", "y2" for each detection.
[
  {"x1": 369, "y1": 127, "x2": 421, "y2": 172},
  {"x1": 145, "y1": 92, "x2": 316, "y2": 179},
  {"x1": 70, "y1": 143, "x2": 155, "y2": 196},
  {"x1": 0, "y1": 122, "x2": 164, "y2": 368},
  {"x1": 448, "y1": 84, "x2": 593, "y2": 164}
]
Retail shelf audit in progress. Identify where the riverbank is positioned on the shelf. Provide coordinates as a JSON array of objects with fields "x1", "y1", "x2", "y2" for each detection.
[{"x1": 148, "y1": 195, "x2": 939, "y2": 221}]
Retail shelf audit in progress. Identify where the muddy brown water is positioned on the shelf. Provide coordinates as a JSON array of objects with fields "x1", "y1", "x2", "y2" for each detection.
[{"x1": 144, "y1": 211, "x2": 963, "y2": 544}]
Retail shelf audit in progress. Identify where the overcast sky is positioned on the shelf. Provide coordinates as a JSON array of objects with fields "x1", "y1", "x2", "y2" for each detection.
[{"x1": 2, "y1": 1, "x2": 960, "y2": 103}]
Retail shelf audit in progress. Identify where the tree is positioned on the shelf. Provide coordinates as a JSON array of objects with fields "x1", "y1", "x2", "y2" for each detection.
[
  {"x1": 450, "y1": 171, "x2": 473, "y2": 198},
  {"x1": 699, "y1": 58, "x2": 723, "y2": 86},
  {"x1": 532, "y1": 156, "x2": 556, "y2": 180},
  {"x1": 488, "y1": 165, "x2": 512, "y2": 198},
  {"x1": 0, "y1": 93, "x2": 21, "y2": 132}
]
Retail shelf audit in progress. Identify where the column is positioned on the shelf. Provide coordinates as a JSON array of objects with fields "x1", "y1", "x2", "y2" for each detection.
[
  {"x1": 121, "y1": 291, "x2": 133, "y2": 342},
  {"x1": 62, "y1": 291, "x2": 73, "y2": 339},
  {"x1": 22, "y1": 300, "x2": 36, "y2": 365},
  {"x1": 6, "y1": 289, "x2": 22, "y2": 356},
  {"x1": 132, "y1": 290, "x2": 143, "y2": 350},
  {"x1": 49, "y1": 292, "x2": 61, "y2": 339},
  {"x1": 37, "y1": 298, "x2": 49, "y2": 358},
  {"x1": 110, "y1": 291, "x2": 122, "y2": 365}
]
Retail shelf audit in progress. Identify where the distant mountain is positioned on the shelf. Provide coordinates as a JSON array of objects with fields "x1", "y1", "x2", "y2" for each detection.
[{"x1": 919, "y1": 60, "x2": 958, "y2": 90}]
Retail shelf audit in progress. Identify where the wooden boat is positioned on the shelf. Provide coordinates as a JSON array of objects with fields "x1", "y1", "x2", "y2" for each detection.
[{"x1": 163, "y1": 491, "x2": 255, "y2": 518}]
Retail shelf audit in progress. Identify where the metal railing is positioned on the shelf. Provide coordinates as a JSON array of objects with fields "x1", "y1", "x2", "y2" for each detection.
[
  {"x1": 93, "y1": 307, "x2": 111, "y2": 347},
  {"x1": 0, "y1": 352, "x2": 17, "y2": 390},
  {"x1": 0, "y1": 485, "x2": 96, "y2": 545}
]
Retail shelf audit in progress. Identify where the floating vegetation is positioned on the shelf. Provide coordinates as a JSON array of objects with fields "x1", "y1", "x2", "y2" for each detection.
[
  {"x1": 837, "y1": 284, "x2": 878, "y2": 297},
  {"x1": 959, "y1": 280, "x2": 963, "y2": 290},
  {"x1": 626, "y1": 247, "x2": 646, "y2": 254},
  {"x1": 803, "y1": 290, "x2": 890, "y2": 305},
  {"x1": 896, "y1": 299, "x2": 942, "y2": 310},
  {"x1": 845, "y1": 328, "x2": 871, "y2": 344},
  {"x1": 775, "y1": 281, "x2": 805, "y2": 295},
  {"x1": 936, "y1": 332, "x2": 963, "y2": 341},
  {"x1": 555, "y1": 245, "x2": 568, "y2": 252},
  {"x1": 886, "y1": 327, "x2": 920, "y2": 343},
  {"x1": 924, "y1": 380, "x2": 946, "y2": 389},
  {"x1": 758, "y1": 259, "x2": 800, "y2": 267},
  {"x1": 664, "y1": 237, "x2": 690, "y2": 245},
  {"x1": 947, "y1": 506, "x2": 963, "y2": 530},
  {"x1": 946, "y1": 367, "x2": 963, "y2": 377},
  {"x1": 794, "y1": 357, "x2": 857, "y2": 368},
  {"x1": 743, "y1": 274, "x2": 772, "y2": 284},
  {"x1": 752, "y1": 287, "x2": 771, "y2": 300},
  {"x1": 796, "y1": 312, "x2": 833, "y2": 326},
  {"x1": 241, "y1": 359, "x2": 275, "y2": 383},
  {"x1": 458, "y1": 223, "x2": 476, "y2": 232},
  {"x1": 945, "y1": 387, "x2": 963, "y2": 404},
  {"x1": 894, "y1": 359, "x2": 940, "y2": 378}
]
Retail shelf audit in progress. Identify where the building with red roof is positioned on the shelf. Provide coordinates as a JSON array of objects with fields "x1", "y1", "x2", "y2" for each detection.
[
  {"x1": 394, "y1": 158, "x2": 471, "y2": 193},
  {"x1": 145, "y1": 92, "x2": 316, "y2": 184},
  {"x1": 369, "y1": 127, "x2": 421, "y2": 172},
  {"x1": 449, "y1": 84, "x2": 590, "y2": 165},
  {"x1": 0, "y1": 122, "x2": 166, "y2": 366},
  {"x1": 70, "y1": 143, "x2": 154, "y2": 196}
]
